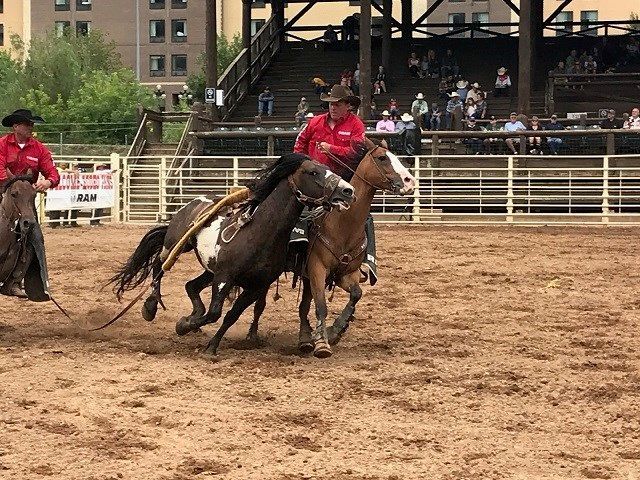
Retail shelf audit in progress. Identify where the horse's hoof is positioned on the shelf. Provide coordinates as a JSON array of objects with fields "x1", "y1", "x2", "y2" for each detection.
[
  {"x1": 141, "y1": 300, "x2": 158, "y2": 322},
  {"x1": 175, "y1": 317, "x2": 193, "y2": 336},
  {"x1": 298, "y1": 341, "x2": 314, "y2": 354},
  {"x1": 327, "y1": 325, "x2": 347, "y2": 346},
  {"x1": 313, "y1": 341, "x2": 332, "y2": 359},
  {"x1": 198, "y1": 349, "x2": 219, "y2": 361}
]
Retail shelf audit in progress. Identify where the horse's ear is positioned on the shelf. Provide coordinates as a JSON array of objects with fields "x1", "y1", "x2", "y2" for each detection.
[
  {"x1": 25, "y1": 168, "x2": 33, "y2": 177},
  {"x1": 5, "y1": 168, "x2": 13, "y2": 179},
  {"x1": 378, "y1": 139, "x2": 388, "y2": 149},
  {"x1": 363, "y1": 136, "x2": 376, "y2": 150}
]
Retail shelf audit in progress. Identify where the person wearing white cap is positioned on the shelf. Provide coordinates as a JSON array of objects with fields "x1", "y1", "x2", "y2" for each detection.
[
  {"x1": 376, "y1": 110, "x2": 395, "y2": 133},
  {"x1": 494, "y1": 67, "x2": 512, "y2": 97},
  {"x1": 395, "y1": 113, "x2": 417, "y2": 155},
  {"x1": 294, "y1": 96, "x2": 309, "y2": 126},
  {"x1": 456, "y1": 80, "x2": 469, "y2": 101},
  {"x1": 411, "y1": 93, "x2": 429, "y2": 130},
  {"x1": 445, "y1": 92, "x2": 463, "y2": 130},
  {"x1": 468, "y1": 82, "x2": 482, "y2": 103}
]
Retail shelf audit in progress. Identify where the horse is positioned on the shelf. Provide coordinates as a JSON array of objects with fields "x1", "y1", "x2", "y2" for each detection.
[
  {"x1": 109, "y1": 153, "x2": 355, "y2": 356},
  {"x1": 246, "y1": 138, "x2": 417, "y2": 358},
  {"x1": 0, "y1": 170, "x2": 38, "y2": 298}
]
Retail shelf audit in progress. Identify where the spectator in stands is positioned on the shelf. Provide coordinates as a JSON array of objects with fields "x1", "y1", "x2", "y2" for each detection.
[
  {"x1": 294, "y1": 97, "x2": 309, "y2": 126},
  {"x1": 484, "y1": 115, "x2": 504, "y2": 154},
  {"x1": 464, "y1": 98, "x2": 476, "y2": 120},
  {"x1": 494, "y1": 67, "x2": 511, "y2": 97},
  {"x1": 370, "y1": 97, "x2": 379, "y2": 120},
  {"x1": 320, "y1": 25, "x2": 339, "y2": 50},
  {"x1": 373, "y1": 65, "x2": 387, "y2": 95},
  {"x1": 441, "y1": 49, "x2": 460, "y2": 78},
  {"x1": 342, "y1": 14, "x2": 358, "y2": 49},
  {"x1": 352, "y1": 63, "x2": 360, "y2": 95},
  {"x1": 408, "y1": 52, "x2": 422, "y2": 78},
  {"x1": 438, "y1": 75, "x2": 454, "y2": 103},
  {"x1": 376, "y1": 110, "x2": 395, "y2": 133},
  {"x1": 430, "y1": 102, "x2": 442, "y2": 131},
  {"x1": 566, "y1": 49, "x2": 578, "y2": 68},
  {"x1": 445, "y1": 92, "x2": 463, "y2": 130},
  {"x1": 388, "y1": 98, "x2": 400, "y2": 120},
  {"x1": 312, "y1": 77, "x2": 330, "y2": 95},
  {"x1": 257, "y1": 87, "x2": 274, "y2": 116},
  {"x1": 504, "y1": 112, "x2": 527, "y2": 154},
  {"x1": 528, "y1": 116, "x2": 543, "y2": 154},
  {"x1": 600, "y1": 109, "x2": 622, "y2": 129},
  {"x1": 395, "y1": 113, "x2": 417, "y2": 155},
  {"x1": 474, "y1": 92, "x2": 487, "y2": 120},
  {"x1": 456, "y1": 80, "x2": 469, "y2": 101},
  {"x1": 623, "y1": 108, "x2": 640, "y2": 129},
  {"x1": 420, "y1": 54, "x2": 429, "y2": 79},
  {"x1": 550, "y1": 61, "x2": 566, "y2": 76},
  {"x1": 425, "y1": 49, "x2": 440, "y2": 78},
  {"x1": 463, "y1": 117, "x2": 484, "y2": 155},
  {"x1": 340, "y1": 69, "x2": 353, "y2": 88},
  {"x1": 412, "y1": 93, "x2": 429, "y2": 130},
  {"x1": 544, "y1": 114, "x2": 566, "y2": 155},
  {"x1": 467, "y1": 82, "x2": 482, "y2": 103},
  {"x1": 566, "y1": 60, "x2": 583, "y2": 75},
  {"x1": 584, "y1": 55, "x2": 597, "y2": 74}
]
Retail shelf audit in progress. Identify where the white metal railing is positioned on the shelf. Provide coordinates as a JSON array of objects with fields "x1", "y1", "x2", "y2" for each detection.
[{"x1": 115, "y1": 154, "x2": 640, "y2": 226}]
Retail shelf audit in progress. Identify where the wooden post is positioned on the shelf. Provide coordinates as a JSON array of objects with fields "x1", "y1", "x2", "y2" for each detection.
[
  {"x1": 381, "y1": 0, "x2": 392, "y2": 71},
  {"x1": 359, "y1": 0, "x2": 372, "y2": 121},
  {"x1": 110, "y1": 153, "x2": 121, "y2": 223},
  {"x1": 205, "y1": 0, "x2": 218, "y2": 120},
  {"x1": 242, "y1": 0, "x2": 252, "y2": 91},
  {"x1": 606, "y1": 132, "x2": 615, "y2": 155},
  {"x1": 518, "y1": 0, "x2": 532, "y2": 115},
  {"x1": 531, "y1": 0, "x2": 544, "y2": 89},
  {"x1": 401, "y1": 0, "x2": 412, "y2": 43},
  {"x1": 273, "y1": 0, "x2": 285, "y2": 42}
]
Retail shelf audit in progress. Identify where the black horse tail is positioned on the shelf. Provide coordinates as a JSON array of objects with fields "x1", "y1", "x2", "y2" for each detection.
[{"x1": 108, "y1": 225, "x2": 168, "y2": 301}]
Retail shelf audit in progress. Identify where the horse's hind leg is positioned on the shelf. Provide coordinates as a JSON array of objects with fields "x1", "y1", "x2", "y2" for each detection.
[
  {"x1": 246, "y1": 289, "x2": 267, "y2": 344},
  {"x1": 142, "y1": 259, "x2": 164, "y2": 321},
  {"x1": 185, "y1": 271, "x2": 215, "y2": 319},
  {"x1": 297, "y1": 277, "x2": 314, "y2": 354},
  {"x1": 203, "y1": 287, "x2": 267, "y2": 357},
  {"x1": 176, "y1": 281, "x2": 233, "y2": 335},
  {"x1": 327, "y1": 272, "x2": 362, "y2": 346}
]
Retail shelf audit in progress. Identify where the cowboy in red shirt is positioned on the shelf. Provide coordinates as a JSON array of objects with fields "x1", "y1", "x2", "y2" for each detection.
[
  {"x1": 0, "y1": 109, "x2": 60, "y2": 192},
  {"x1": 294, "y1": 85, "x2": 365, "y2": 179}
]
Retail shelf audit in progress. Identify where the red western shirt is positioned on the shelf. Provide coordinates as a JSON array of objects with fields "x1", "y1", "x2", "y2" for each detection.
[
  {"x1": 0, "y1": 133, "x2": 60, "y2": 187},
  {"x1": 294, "y1": 112, "x2": 365, "y2": 178}
]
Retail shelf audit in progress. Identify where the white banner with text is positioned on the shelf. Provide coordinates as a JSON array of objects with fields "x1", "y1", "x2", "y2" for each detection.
[{"x1": 45, "y1": 171, "x2": 115, "y2": 211}]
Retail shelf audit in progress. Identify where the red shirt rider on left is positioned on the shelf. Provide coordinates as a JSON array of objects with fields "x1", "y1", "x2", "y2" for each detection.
[{"x1": 0, "y1": 109, "x2": 60, "y2": 190}]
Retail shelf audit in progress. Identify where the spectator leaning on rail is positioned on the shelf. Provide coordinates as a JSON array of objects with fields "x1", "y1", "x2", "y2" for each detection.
[
  {"x1": 411, "y1": 93, "x2": 429, "y2": 130},
  {"x1": 601, "y1": 109, "x2": 622, "y2": 130},
  {"x1": 376, "y1": 110, "x2": 395, "y2": 133},
  {"x1": 484, "y1": 116, "x2": 504, "y2": 154},
  {"x1": 544, "y1": 114, "x2": 566, "y2": 155}
]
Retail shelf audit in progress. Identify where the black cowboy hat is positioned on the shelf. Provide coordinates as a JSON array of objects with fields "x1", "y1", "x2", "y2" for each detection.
[
  {"x1": 320, "y1": 85, "x2": 361, "y2": 109},
  {"x1": 2, "y1": 109, "x2": 45, "y2": 128}
]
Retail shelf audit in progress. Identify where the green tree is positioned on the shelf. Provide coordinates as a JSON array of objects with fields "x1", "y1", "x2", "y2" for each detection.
[
  {"x1": 631, "y1": 13, "x2": 640, "y2": 31},
  {"x1": 187, "y1": 32, "x2": 243, "y2": 102}
]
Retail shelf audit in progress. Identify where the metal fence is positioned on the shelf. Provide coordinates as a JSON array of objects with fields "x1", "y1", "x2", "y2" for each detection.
[{"x1": 114, "y1": 154, "x2": 640, "y2": 226}]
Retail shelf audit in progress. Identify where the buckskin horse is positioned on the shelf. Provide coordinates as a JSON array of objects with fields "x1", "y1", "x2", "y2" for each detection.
[
  {"x1": 0, "y1": 170, "x2": 48, "y2": 300},
  {"x1": 109, "y1": 153, "x2": 355, "y2": 356},
  {"x1": 247, "y1": 138, "x2": 416, "y2": 358}
]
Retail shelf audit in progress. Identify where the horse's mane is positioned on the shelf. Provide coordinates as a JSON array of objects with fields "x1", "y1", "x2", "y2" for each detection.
[
  {"x1": 1, "y1": 175, "x2": 33, "y2": 194},
  {"x1": 246, "y1": 153, "x2": 308, "y2": 208}
]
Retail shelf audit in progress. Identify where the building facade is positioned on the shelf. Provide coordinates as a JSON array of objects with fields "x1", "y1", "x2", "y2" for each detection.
[{"x1": 0, "y1": 0, "x2": 31, "y2": 57}]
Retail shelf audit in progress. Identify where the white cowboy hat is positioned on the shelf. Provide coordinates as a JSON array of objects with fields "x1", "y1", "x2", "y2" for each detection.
[
  {"x1": 449, "y1": 92, "x2": 460, "y2": 98},
  {"x1": 497, "y1": 67, "x2": 507, "y2": 75},
  {"x1": 400, "y1": 113, "x2": 414, "y2": 122},
  {"x1": 471, "y1": 82, "x2": 480, "y2": 88},
  {"x1": 456, "y1": 80, "x2": 469, "y2": 89},
  {"x1": 381, "y1": 110, "x2": 390, "y2": 116},
  {"x1": 415, "y1": 93, "x2": 424, "y2": 100},
  {"x1": 305, "y1": 112, "x2": 314, "y2": 118}
]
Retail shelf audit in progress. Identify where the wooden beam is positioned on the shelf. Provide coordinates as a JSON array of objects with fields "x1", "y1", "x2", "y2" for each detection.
[
  {"x1": 401, "y1": 0, "x2": 412, "y2": 41},
  {"x1": 518, "y1": 0, "x2": 531, "y2": 114},
  {"x1": 242, "y1": 0, "x2": 252, "y2": 49},
  {"x1": 284, "y1": 0, "x2": 319, "y2": 30},
  {"x1": 205, "y1": 0, "x2": 218, "y2": 119},
  {"x1": 372, "y1": 1, "x2": 401, "y2": 28},
  {"x1": 381, "y1": 0, "x2": 392, "y2": 70},
  {"x1": 501, "y1": 0, "x2": 520, "y2": 16},
  {"x1": 359, "y1": 0, "x2": 372, "y2": 120},
  {"x1": 545, "y1": 0, "x2": 573, "y2": 24},
  {"x1": 412, "y1": 0, "x2": 446, "y2": 28}
]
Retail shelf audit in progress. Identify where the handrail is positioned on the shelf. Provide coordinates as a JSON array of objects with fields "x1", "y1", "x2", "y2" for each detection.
[
  {"x1": 168, "y1": 112, "x2": 194, "y2": 174},
  {"x1": 126, "y1": 112, "x2": 148, "y2": 160}
]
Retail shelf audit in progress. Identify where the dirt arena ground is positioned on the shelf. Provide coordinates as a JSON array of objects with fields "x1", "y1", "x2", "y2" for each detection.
[{"x1": 1, "y1": 224, "x2": 640, "y2": 480}]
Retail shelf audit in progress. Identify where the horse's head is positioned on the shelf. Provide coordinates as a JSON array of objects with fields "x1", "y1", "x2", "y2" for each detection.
[
  {"x1": 1, "y1": 169, "x2": 37, "y2": 234},
  {"x1": 290, "y1": 159, "x2": 355, "y2": 211},
  {"x1": 357, "y1": 138, "x2": 416, "y2": 195}
]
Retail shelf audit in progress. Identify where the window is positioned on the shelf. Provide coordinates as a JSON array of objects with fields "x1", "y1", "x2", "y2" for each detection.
[
  {"x1": 150, "y1": 55, "x2": 166, "y2": 77},
  {"x1": 171, "y1": 54, "x2": 187, "y2": 76},
  {"x1": 252, "y1": 0, "x2": 266, "y2": 8},
  {"x1": 76, "y1": 0, "x2": 91, "y2": 11},
  {"x1": 55, "y1": 0, "x2": 70, "y2": 11},
  {"x1": 55, "y1": 21, "x2": 70, "y2": 36},
  {"x1": 580, "y1": 10, "x2": 598, "y2": 35},
  {"x1": 554, "y1": 11, "x2": 573, "y2": 36},
  {"x1": 76, "y1": 21, "x2": 91, "y2": 36},
  {"x1": 448, "y1": 13, "x2": 466, "y2": 37},
  {"x1": 171, "y1": 19, "x2": 187, "y2": 42},
  {"x1": 0, "y1": 25, "x2": 3, "y2": 47},
  {"x1": 251, "y1": 19, "x2": 265, "y2": 36},
  {"x1": 150, "y1": 0, "x2": 165, "y2": 9},
  {"x1": 149, "y1": 20, "x2": 165, "y2": 42},
  {"x1": 471, "y1": 12, "x2": 489, "y2": 37},
  {"x1": 171, "y1": 0, "x2": 187, "y2": 8},
  {"x1": 0, "y1": 1, "x2": 3, "y2": 14}
]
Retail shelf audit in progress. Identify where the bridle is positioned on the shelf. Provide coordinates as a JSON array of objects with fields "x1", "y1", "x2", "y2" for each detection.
[
  {"x1": 287, "y1": 171, "x2": 343, "y2": 210},
  {"x1": 320, "y1": 145, "x2": 398, "y2": 194}
]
